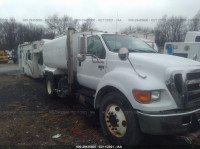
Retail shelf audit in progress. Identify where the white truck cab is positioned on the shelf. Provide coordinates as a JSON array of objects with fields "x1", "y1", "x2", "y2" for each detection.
[{"x1": 43, "y1": 29, "x2": 200, "y2": 145}]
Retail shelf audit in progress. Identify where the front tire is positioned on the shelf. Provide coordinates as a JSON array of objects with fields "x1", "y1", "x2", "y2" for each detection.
[{"x1": 99, "y1": 91, "x2": 143, "y2": 146}]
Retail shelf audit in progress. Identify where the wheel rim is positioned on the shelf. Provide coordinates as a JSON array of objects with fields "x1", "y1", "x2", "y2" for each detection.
[
  {"x1": 105, "y1": 104, "x2": 127, "y2": 138},
  {"x1": 47, "y1": 80, "x2": 52, "y2": 94}
]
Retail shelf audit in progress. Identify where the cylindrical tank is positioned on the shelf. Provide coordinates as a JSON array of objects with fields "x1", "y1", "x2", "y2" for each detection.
[
  {"x1": 43, "y1": 33, "x2": 84, "y2": 72},
  {"x1": 43, "y1": 35, "x2": 68, "y2": 70}
]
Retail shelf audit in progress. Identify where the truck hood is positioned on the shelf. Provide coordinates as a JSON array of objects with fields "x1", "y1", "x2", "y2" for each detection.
[
  {"x1": 130, "y1": 53, "x2": 200, "y2": 67},
  {"x1": 129, "y1": 53, "x2": 200, "y2": 79}
]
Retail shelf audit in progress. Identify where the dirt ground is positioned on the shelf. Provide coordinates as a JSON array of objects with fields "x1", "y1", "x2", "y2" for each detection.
[
  {"x1": 0, "y1": 73, "x2": 110, "y2": 146},
  {"x1": 0, "y1": 64, "x2": 200, "y2": 148}
]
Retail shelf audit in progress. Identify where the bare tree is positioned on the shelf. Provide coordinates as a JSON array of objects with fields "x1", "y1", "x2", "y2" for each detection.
[
  {"x1": 80, "y1": 18, "x2": 95, "y2": 32},
  {"x1": 0, "y1": 18, "x2": 46, "y2": 50},
  {"x1": 45, "y1": 14, "x2": 80, "y2": 36},
  {"x1": 121, "y1": 25, "x2": 154, "y2": 34},
  {"x1": 121, "y1": 26, "x2": 136, "y2": 33},
  {"x1": 155, "y1": 15, "x2": 187, "y2": 46},
  {"x1": 1, "y1": 18, "x2": 18, "y2": 50},
  {"x1": 188, "y1": 10, "x2": 200, "y2": 31}
]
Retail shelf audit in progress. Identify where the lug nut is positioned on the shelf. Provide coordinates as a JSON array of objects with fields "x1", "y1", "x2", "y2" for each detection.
[
  {"x1": 115, "y1": 107, "x2": 120, "y2": 111},
  {"x1": 122, "y1": 120, "x2": 127, "y2": 127}
]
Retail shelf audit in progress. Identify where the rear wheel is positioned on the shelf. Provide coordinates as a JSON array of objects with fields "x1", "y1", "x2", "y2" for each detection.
[
  {"x1": 99, "y1": 91, "x2": 143, "y2": 145},
  {"x1": 45, "y1": 75, "x2": 58, "y2": 99}
]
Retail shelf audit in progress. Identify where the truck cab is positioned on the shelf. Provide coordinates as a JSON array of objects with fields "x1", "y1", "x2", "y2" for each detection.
[{"x1": 43, "y1": 30, "x2": 200, "y2": 145}]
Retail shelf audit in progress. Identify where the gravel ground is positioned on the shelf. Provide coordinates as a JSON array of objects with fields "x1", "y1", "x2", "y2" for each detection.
[
  {"x1": 0, "y1": 64, "x2": 200, "y2": 149},
  {"x1": 0, "y1": 73, "x2": 109, "y2": 147}
]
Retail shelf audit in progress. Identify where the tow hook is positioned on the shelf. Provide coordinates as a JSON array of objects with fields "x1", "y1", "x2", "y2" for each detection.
[{"x1": 177, "y1": 130, "x2": 200, "y2": 144}]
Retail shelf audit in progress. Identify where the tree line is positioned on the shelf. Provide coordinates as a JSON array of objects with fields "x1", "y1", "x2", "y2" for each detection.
[
  {"x1": 122, "y1": 10, "x2": 200, "y2": 46},
  {"x1": 0, "y1": 15, "x2": 95, "y2": 50},
  {"x1": 0, "y1": 10, "x2": 200, "y2": 51}
]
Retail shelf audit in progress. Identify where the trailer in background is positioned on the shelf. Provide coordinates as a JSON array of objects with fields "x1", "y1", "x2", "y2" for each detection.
[
  {"x1": 18, "y1": 39, "x2": 51, "y2": 78},
  {"x1": 164, "y1": 31, "x2": 200, "y2": 61}
]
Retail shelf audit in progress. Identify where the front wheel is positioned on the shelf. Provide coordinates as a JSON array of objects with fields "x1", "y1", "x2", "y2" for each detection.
[{"x1": 99, "y1": 92, "x2": 143, "y2": 146}]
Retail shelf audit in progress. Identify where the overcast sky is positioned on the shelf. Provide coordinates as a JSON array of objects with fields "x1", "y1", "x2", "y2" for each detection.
[{"x1": 0, "y1": 0, "x2": 200, "y2": 32}]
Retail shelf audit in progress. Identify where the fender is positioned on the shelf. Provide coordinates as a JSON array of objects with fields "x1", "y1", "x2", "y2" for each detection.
[
  {"x1": 94, "y1": 68, "x2": 177, "y2": 112},
  {"x1": 44, "y1": 66, "x2": 67, "y2": 75}
]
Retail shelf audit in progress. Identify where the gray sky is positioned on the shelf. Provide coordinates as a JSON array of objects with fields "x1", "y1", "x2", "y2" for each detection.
[{"x1": 0, "y1": 0, "x2": 200, "y2": 32}]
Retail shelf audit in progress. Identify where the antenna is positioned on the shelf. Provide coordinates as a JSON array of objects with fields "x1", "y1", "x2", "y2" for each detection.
[
  {"x1": 115, "y1": 12, "x2": 118, "y2": 51},
  {"x1": 116, "y1": 12, "x2": 118, "y2": 33}
]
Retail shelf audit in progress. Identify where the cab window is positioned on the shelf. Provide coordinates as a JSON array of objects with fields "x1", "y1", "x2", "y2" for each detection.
[
  {"x1": 195, "y1": 36, "x2": 200, "y2": 42},
  {"x1": 87, "y1": 36, "x2": 106, "y2": 59}
]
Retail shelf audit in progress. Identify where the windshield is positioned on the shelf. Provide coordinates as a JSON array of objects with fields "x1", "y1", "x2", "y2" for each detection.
[{"x1": 102, "y1": 34, "x2": 157, "y2": 53}]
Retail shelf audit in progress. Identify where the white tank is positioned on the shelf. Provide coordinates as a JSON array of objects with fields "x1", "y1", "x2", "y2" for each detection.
[
  {"x1": 43, "y1": 35, "x2": 68, "y2": 70},
  {"x1": 43, "y1": 34, "x2": 80, "y2": 72}
]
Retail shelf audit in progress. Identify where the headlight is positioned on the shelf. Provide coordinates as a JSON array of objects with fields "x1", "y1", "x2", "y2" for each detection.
[
  {"x1": 133, "y1": 90, "x2": 160, "y2": 103},
  {"x1": 151, "y1": 91, "x2": 160, "y2": 101}
]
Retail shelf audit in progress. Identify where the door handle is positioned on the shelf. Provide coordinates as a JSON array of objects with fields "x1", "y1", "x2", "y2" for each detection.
[{"x1": 98, "y1": 65, "x2": 104, "y2": 70}]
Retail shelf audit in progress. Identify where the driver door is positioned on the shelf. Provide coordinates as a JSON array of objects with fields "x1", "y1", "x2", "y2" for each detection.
[{"x1": 77, "y1": 35, "x2": 106, "y2": 90}]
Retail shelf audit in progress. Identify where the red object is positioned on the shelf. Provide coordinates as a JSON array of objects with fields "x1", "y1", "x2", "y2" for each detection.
[
  {"x1": 93, "y1": 130, "x2": 97, "y2": 134},
  {"x1": 85, "y1": 137, "x2": 89, "y2": 140},
  {"x1": 166, "y1": 45, "x2": 170, "y2": 49}
]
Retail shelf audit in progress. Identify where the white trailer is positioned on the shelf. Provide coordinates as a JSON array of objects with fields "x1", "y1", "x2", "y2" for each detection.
[
  {"x1": 18, "y1": 39, "x2": 50, "y2": 78},
  {"x1": 164, "y1": 31, "x2": 200, "y2": 60}
]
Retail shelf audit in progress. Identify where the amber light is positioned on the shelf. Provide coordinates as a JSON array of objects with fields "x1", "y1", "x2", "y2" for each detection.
[{"x1": 133, "y1": 90, "x2": 151, "y2": 103}]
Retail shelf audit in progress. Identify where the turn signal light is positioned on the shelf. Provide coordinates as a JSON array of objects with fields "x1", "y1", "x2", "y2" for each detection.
[{"x1": 133, "y1": 90, "x2": 151, "y2": 103}]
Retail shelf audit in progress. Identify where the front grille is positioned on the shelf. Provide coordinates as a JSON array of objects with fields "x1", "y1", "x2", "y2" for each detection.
[
  {"x1": 188, "y1": 93, "x2": 200, "y2": 101},
  {"x1": 187, "y1": 83, "x2": 200, "y2": 92},
  {"x1": 187, "y1": 72, "x2": 200, "y2": 80},
  {"x1": 173, "y1": 71, "x2": 200, "y2": 108}
]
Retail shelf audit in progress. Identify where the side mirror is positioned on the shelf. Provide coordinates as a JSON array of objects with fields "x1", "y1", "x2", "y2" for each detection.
[
  {"x1": 79, "y1": 35, "x2": 87, "y2": 54},
  {"x1": 77, "y1": 53, "x2": 86, "y2": 62},
  {"x1": 118, "y1": 47, "x2": 129, "y2": 60}
]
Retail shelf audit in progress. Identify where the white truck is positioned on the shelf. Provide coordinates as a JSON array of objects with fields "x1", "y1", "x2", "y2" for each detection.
[
  {"x1": 43, "y1": 28, "x2": 200, "y2": 145},
  {"x1": 164, "y1": 31, "x2": 200, "y2": 60}
]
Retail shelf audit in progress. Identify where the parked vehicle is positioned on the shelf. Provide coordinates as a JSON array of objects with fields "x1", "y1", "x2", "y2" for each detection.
[
  {"x1": 43, "y1": 28, "x2": 200, "y2": 145},
  {"x1": 12, "y1": 47, "x2": 18, "y2": 63},
  {"x1": 18, "y1": 39, "x2": 50, "y2": 78},
  {"x1": 0, "y1": 50, "x2": 8, "y2": 63},
  {"x1": 164, "y1": 31, "x2": 200, "y2": 60}
]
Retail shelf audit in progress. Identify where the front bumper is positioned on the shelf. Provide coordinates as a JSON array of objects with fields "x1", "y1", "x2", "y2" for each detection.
[{"x1": 137, "y1": 108, "x2": 200, "y2": 135}]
